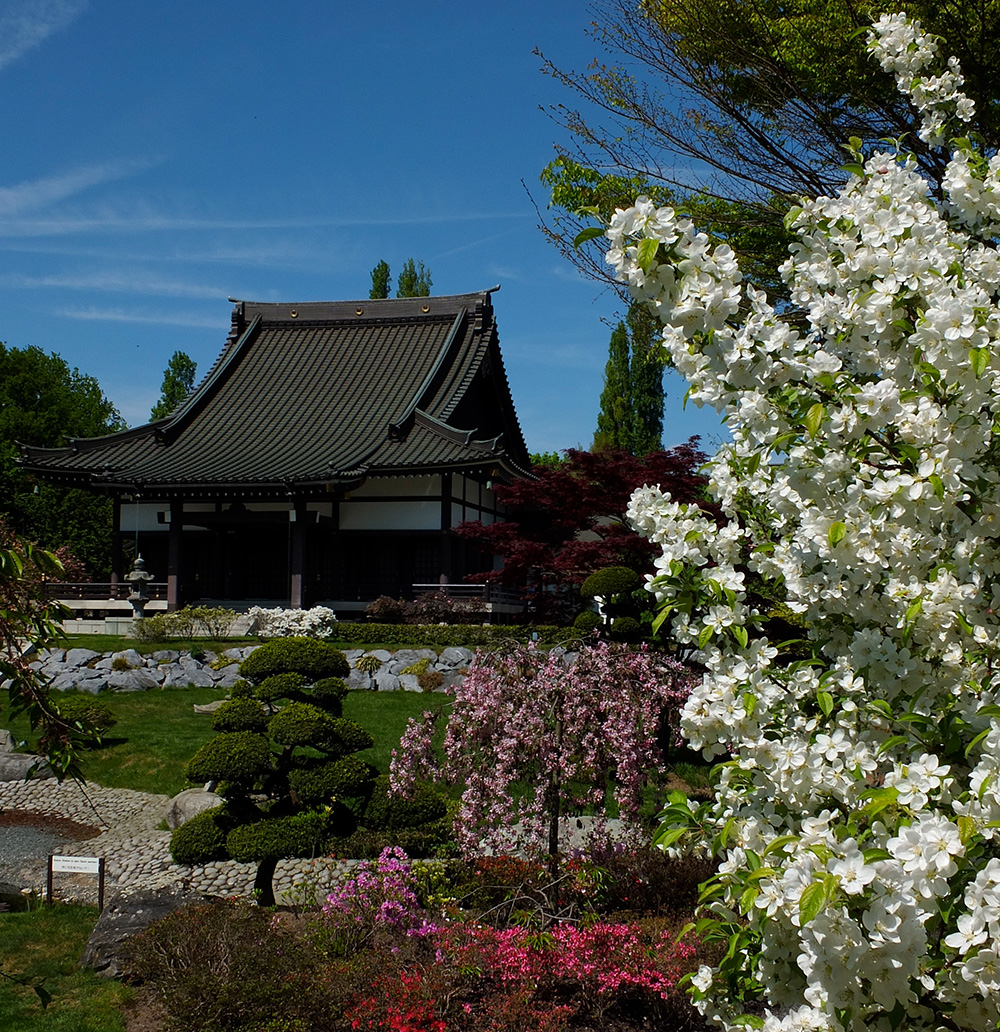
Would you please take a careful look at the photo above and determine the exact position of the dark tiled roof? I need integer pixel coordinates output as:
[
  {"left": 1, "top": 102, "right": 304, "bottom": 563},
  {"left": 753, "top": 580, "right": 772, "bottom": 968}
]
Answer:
[{"left": 21, "top": 291, "right": 531, "bottom": 496}]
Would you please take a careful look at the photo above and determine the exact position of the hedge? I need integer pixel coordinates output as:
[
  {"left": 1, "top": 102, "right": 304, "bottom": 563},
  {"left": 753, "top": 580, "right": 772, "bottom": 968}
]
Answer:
[{"left": 328, "top": 623, "right": 581, "bottom": 648}]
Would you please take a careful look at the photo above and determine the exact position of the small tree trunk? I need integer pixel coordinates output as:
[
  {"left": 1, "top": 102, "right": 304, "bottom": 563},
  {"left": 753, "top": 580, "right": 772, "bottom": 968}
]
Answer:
[
  {"left": 254, "top": 857, "right": 277, "bottom": 907},
  {"left": 547, "top": 712, "right": 563, "bottom": 884}
]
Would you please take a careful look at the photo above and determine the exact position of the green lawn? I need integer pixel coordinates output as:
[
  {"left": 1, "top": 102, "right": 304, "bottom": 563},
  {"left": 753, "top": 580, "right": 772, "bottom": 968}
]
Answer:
[
  {"left": 0, "top": 904, "right": 130, "bottom": 1032},
  {"left": 2, "top": 685, "right": 451, "bottom": 797}
]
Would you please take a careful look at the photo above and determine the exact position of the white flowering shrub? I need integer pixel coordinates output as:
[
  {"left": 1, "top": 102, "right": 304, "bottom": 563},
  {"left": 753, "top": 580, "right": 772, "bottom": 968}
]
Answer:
[
  {"left": 609, "top": 14, "right": 1000, "bottom": 1032},
  {"left": 246, "top": 605, "right": 337, "bottom": 640}
]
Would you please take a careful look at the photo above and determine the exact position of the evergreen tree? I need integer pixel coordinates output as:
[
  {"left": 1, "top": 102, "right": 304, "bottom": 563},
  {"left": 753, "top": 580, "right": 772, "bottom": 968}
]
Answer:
[
  {"left": 150, "top": 351, "right": 197, "bottom": 421},
  {"left": 396, "top": 258, "right": 432, "bottom": 297},
  {"left": 595, "top": 321, "right": 631, "bottom": 451},
  {"left": 626, "top": 302, "right": 663, "bottom": 456},
  {"left": 369, "top": 259, "right": 391, "bottom": 299},
  {"left": 594, "top": 303, "right": 663, "bottom": 454}
]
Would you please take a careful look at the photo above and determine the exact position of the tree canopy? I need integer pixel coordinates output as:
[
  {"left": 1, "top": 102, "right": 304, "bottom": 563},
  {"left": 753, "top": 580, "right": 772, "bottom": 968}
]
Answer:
[
  {"left": 595, "top": 302, "right": 664, "bottom": 454},
  {"left": 369, "top": 259, "right": 391, "bottom": 299},
  {"left": 150, "top": 351, "right": 197, "bottom": 421},
  {"left": 539, "top": 0, "right": 1000, "bottom": 296},
  {"left": 396, "top": 258, "right": 433, "bottom": 298},
  {"left": 456, "top": 442, "right": 707, "bottom": 622},
  {"left": 0, "top": 344, "right": 124, "bottom": 576}
]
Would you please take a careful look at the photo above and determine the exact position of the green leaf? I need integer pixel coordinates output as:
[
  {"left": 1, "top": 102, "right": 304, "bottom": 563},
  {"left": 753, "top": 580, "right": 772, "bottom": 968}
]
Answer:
[
  {"left": 971, "top": 347, "right": 990, "bottom": 378},
  {"left": 904, "top": 598, "right": 923, "bottom": 624},
  {"left": 799, "top": 881, "right": 827, "bottom": 924},
  {"left": 877, "top": 734, "right": 910, "bottom": 756},
  {"left": 862, "top": 848, "right": 892, "bottom": 864},
  {"left": 572, "top": 225, "right": 606, "bottom": 248},
  {"left": 827, "top": 521, "right": 847, "bottom": 547},
  {"left": 841, "top": 162, "right": 864, "bottom": 177},
  {"left": 653, "top": 826, "right": 689, "bottom": 850},
  {"left": 929, "top": 474, "right": 944, "bottom": 499},
  {"left": 783, "top": 205, "right": 803, "bottom": 231},
  {"left": 816, "top": 691, "right": 834, "bottom": 717},
  {"left": 733, "top": 625, "right": 748, "bottom": 648},
  {"left": 804, "top": 402, "right": 825, "bottom": 438},
  {"left": 698, "top": 623, "right": 715, "bottom": 649},
  {"left": 636, "top": 236, "right": 661, "bottom": 273}
]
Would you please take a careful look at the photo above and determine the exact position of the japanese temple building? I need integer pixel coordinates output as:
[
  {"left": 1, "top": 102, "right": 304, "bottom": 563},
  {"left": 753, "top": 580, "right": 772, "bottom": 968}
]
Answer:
[{"left": 21, "top": 290, "right": 531, "bottom": 612}]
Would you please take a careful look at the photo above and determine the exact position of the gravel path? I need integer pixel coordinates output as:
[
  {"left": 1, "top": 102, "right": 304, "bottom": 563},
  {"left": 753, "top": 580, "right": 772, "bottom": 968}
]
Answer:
[{"left": 0, "top": 776, "right": 356, "bottom": 906}]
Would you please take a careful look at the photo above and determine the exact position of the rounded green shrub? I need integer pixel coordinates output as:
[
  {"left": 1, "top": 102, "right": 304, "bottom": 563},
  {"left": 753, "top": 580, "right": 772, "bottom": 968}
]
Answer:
[
  {"left": 226, "top": 810, "right": 341, "bottom": 862},
  {"left": 362, "top": 774, "right": 448, "bottom": 831},
  {"left": 240, "top": 638, "right": 349, "bottom": 682},
  {"left": 268, "top": 702, "right": 339, "bottom": 749},
  {"left": 229, "top": 679, "right": 254, "bottom": 699},
  {"left": 609, "top": 616, "right": 643, "bottom": 640},
  {"left": 186, "top": 732, "right": 272, "bottom": 785},
  {"left": 309, "top": 676, "right": 348, "bottom": 713},
  {"left": 212, "top": 697, "right": 270, "bottom": 733},
  {"left": 254, "top": 672, "right": 306, "bottom": 702},
  {"left": 573, "top": 610, "right": 602, "bottom": 632},
  {"left": 288, "top": 755, "right": 376, "bottom": 804},
  {"left": 580, "top": 566, "right": 641, "bottom": 599},
  {"left": 54, "top": 694, "right": 117, "bottom": 737},
  {"left": 329, "top": 717, "right": 374, "bottom": 754},
  {"left": 170, "top": 806, "right": 231, "bottom": 865}
]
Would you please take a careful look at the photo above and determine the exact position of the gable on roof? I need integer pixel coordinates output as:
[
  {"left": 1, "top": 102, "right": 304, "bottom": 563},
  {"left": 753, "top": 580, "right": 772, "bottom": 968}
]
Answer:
[{"left": 21, "top": 290, "right": 531, "bottom": 496}]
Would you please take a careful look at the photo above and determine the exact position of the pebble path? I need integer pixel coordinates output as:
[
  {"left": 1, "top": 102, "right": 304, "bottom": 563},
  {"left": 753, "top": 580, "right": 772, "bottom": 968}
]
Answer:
[{"left": 0, "top": 776, "right": 357, "bottom": 906}]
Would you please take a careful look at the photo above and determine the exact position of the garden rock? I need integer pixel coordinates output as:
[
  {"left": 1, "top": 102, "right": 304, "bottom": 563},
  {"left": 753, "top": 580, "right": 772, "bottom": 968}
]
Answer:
[
  {"left": 107, "top": 668, "right": 161, "bottom": 692},
  {"left": 165, "top": 787, "right": 224, "bottom": 830},
  {"left": 0, "top": 750, "right": 49, "bottom": 781},
  {"left": 65, "top": 647, "right": 100, "bottom": 667},
  {"left": 80, "top": 886, "right": 206, "bottom": 978}
]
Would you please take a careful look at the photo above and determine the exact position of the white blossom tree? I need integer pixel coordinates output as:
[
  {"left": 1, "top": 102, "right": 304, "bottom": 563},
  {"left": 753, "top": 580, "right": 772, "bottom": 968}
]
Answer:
[{"left": 608, "top": 13, "right": 1000, "bottom": 1032}]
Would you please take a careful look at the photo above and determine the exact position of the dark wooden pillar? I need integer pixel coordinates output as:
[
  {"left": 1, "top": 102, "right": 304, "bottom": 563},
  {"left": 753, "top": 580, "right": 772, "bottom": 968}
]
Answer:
[
  {"left": 167, "top": 499, "right": 183, "bottom": 611},
  {"left": 110, "top": 497, "right": 122, "bottom": 591},
  {"left": 290, "top": 499, "right": 307, "bottom": 609},
  {"left": 439, "top": 473, "right": 454, "bottom": 583}
]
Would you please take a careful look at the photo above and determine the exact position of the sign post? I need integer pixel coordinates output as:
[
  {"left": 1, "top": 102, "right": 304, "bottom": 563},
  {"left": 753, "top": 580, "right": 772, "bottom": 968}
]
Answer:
[{"left": 47, "top": 855, "right": 105, "bottom": 911}]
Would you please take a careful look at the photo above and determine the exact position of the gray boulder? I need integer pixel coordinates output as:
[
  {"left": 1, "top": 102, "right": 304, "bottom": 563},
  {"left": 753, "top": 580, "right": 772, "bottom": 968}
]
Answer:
[
  {"left": 164, "top": 787, "right": 224, "bottom": 830},
  {"left": 65, "top": 648, "right": 100, "bottom": 667},
  {"left": 79, "top": 887, "right": 206, "bottom": 978},
  {"left": 0, "top": 751, "right": 51, "bottom": 781}
]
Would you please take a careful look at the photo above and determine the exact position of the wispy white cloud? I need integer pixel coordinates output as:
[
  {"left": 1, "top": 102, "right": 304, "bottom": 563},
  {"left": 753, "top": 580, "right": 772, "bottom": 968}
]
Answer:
[
  {"left": 4, "top": 270, "right": 224, "bottom": 299},
  {"left": 0, "top": 158, "right": 156, "bottom": 217},
  {"left": 0, "top": 0, "right": 87, "bottom": 72},
  {"left": 0, "top": 207, "right": 531, "bottom": 237},
  {"left": 58, "top": 306, "right": 225, "bottom": 328}
]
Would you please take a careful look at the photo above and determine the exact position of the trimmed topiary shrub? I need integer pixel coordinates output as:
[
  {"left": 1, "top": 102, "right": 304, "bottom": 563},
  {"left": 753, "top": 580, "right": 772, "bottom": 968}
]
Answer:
[
  {"left": 268, "top": 702, "right": 340, "bottom": 750},
  {"left": 609, "top": 615, "right": 642, "bottom": 641},
  {"left": 226, "top": 809, "right": 345, "bottom": 862},
  {"left": 254, "top": 672, "right": 306, "bottom": 702},
  {"left": 169, "top": 806, "right": 232, "bottom": 865},
  {"left": 310, "top": 676, "right": 348, "bottom": 713},
  {"left": 362, "top": 775, "right": 448, "bottom": 832},
  {"left": 175, "top": 634, "right": 377, "bottom": 905},
  {"left": 573, "top": 610, "right": 602, "bottom": 632},
  {"left": 580, "top": 566, "right": 641, "bottom": 599},
  {"left": 211, "top": 698, "right": 270, "bottom": 734},
  {"left": 239, "top": 637, "right": 349, "bottom": 682},
  {"left": 185, "top": 732, "right": 272, "bottom": 786},
  {"left": 288, "top": 755, "right": 377, "bottom": 805}
]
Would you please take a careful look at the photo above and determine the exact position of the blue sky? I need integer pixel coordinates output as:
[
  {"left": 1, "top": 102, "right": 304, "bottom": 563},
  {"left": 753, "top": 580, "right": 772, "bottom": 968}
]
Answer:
[{"left": 0, "top": 0, "right": 725, "bottom": 455}]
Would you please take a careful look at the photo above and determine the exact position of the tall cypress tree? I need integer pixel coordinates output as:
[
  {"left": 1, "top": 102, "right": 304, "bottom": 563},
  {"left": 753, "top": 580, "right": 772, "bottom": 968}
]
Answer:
[
  {"left": 595, "top": 321, "right": 631, "bottom": 451},
  {"left": 594, "top": 303, "right": 663, "bottom": 454},
  {"left": 626, "top": 302, "right": 664, "bottom": 455},
  {"left": 370, "top": 260, "right": 391, "bottom": 299}
]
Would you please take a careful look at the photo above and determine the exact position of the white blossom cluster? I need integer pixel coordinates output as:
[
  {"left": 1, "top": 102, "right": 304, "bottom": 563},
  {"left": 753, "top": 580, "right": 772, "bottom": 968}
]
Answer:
[
  {"left": 245, "top": 605, "right": 338, "bottom": 639},
  {"left": 612, "top": 14, "right": 1000, "bottom": 1032},
  {"left": 868, "top": 12, "right": 975, "bottom": 145}
]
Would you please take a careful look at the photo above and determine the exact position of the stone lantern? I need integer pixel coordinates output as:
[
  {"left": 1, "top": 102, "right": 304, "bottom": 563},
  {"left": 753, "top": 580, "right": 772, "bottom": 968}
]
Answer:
[{"left": 127, "top": 556, "right": 153, "bottom": 619}]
